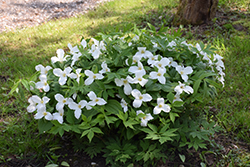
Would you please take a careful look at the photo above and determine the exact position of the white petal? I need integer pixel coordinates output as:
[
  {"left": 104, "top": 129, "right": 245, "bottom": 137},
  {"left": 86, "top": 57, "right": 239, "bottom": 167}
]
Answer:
[
  {"left": 42, "top": 97, "right": 50, "bottom": 104},
  {"left": 45, "top": 112, "right": 53, "bottom": 120},
  {"left": 124, "top": 84, "right": 132, "bottom": 95},
  {"left": 59, "top": 76, "right": 67, "bottom": 85},
  {"left": 87, "top": 91, "right": 97, "bottom": 100},
  {"left": 181, "top": 74, "right": 188, "bottom": 82},
  {"left": 53, "top": 68, "right": 62, "bottom": 77},
  {"left": 158, "top": 76, "right": 166, "bottom": 84},
  {"left": 184, "top": 86, "right": 194, "bottom": 94},
  {"left": 142, "top": 94, "right": 152, "bottom": 102},
  {"left": 56, "top": 49, "right": 65, "bottom": 59},
  {"left": 149, "top": 71, "right": 158, "bottom": 79},
  {"left": 55, "top": 94, "right": 64, "bottom": 102},
  {"left": 68, "top": 73, "right": 77, "bottom": 79},
  {"left": 96, "top": 98, "right": 107, "bottom": 105},
  {"left": 162, "top": 104, "right": 171, "bottom": 113},
  {"left": 85, "top": 78, "right": 94, "bottom": 85},
  {"left": 184, "top": 66, "right": 193, "bottom": 74},
  {"left": 34, "top": 111, "right": 44, "bottom": 119},
  {"left": 131, "top": 89, "right": 141, "bottom": 99},
  {"left": 43, "top": 84, "right": 50, "bottom": 92},
  {"left": 74, "top": 109, "right": 81, "bottom": 119},
  {"left": 84, "top": 70, "right": 94, "bottom": 77},
  {"left": 95, "top": 73, "right": 104, "bottom": 80},
  {"left": 81, "top": 39, "right": 87, "bottom": 48},
  {"left": 51, "top": 57, "right": 59, "bottom": 64},
  {"left": 157, "top": 98, "right": 164, "bottom": 104},
  {"left": 27, "top": 105, "right": 36, "bottom": 113},
  {"left": 64, "top": 67, "right": 72, "bottom": 75},
  {"left": 79, "top": 100, "right": 87, "bottom": 107},
  {"left": 133, "top": 99, "right": 142, "bottom": 108},
  {"left": 35, "top": 64, "right": 43, "bottom": 72},
  {"left": 114, "top": 78, "right": 123, "bottom": 86},
  {"left": 153, "top": 106, "right": 162, "bottom": 115},
  {"left": 31, "top": 95, "right": 41, "bottom": 103}
]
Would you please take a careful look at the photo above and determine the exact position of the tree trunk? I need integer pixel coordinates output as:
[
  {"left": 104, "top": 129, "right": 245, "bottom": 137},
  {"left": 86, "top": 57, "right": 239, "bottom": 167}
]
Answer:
[{"left": 173, "top": 0, "right": 218, "bottom": 26}]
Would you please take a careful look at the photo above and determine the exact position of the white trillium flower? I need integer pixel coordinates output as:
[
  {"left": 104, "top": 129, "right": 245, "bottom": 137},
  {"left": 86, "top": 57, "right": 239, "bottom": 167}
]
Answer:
[
  {"left": 55, "top": 93, "right": 70, "bottom": 111},
  {"left": 34, "top": 108, "right": 53, "bottom": 120},
  {"left": 154, "top": 58, "right": 170, "bottom": 69},
  {"left": 81, "top": 39, "right": 87, "bottom": 48},
  {"left": 167, "top": 40, "right": 177, "bottom": 48},
  {"left": 68, "top": 68, "right": 82, "bottom": 84},
  {"left": 149, "top": 68, "right": 166, "bottom": 84},
  {"left": 132, "top": 71, "right": 148, "bottom": 87},
  {"left": 35, "top": 75, "right": 50, "bottom": 92},
  {"left": 89, "top": 44, "right": 102, "bottom": 59},
  {"left": 51, "top": 49, "right": 69, "bottom": 64},
  {"left": 30, "top": 95, "right": 50, "bottom": 112},
  {"left": 174, "top": 81, "right": 194, "bottom": 95},
  {"left": 68, "top": 99, "right": 87, "bottom": 119},
  {"left": 89, "top": 38, "right": 106, "bottom": 59},
  {"left": 84, "top": 70, "right": 104, "bottom": 85},
  {"left": 134, "top": 47, "right": 153, "bottom": 59},
  {"left": 131, "top": 89, "right": 152, "bottom": 108},
  {"left": 68, "top": 43, "right": 79, "bottom": 54},
  {"left": 121, "top": 98, "right": 128, "bottom": 113},
  {"left": 99, "top": 61, "right": 110, "bottom": 74},
  {"left": 87, "top": 91, "right": 107, "bottom": 109},
  {"left": 125, "top": 54, "right": 142, "bottom": 66},
  {"left": 173, "top": 94, "right": 183, "bottom": 103},
  {"left": 53, "top": 67, "right": 73, "bottom": 85},
  {"left": 167, "top": 57, "right": 178, "bottom": 68},
  {"left": 35, "top": 64, "right": 52, "bottom": 76},
  {"left": 153, "top": 98, "right": 171, "bottom": 115},
  {"left": 53, "top": 109, "right": 64, "bottom": 124},
  {"left": 27, "top": 96, "right": 37, "bottom": 113},
  {"left": 147, "top": 54, "right": 159, "bottom": 66},
  {"left": 128, "top": 61, "right": 146, "bottom": 75},
  {"left": 136, "top": 110, "right": 153, "bottom": 127},
  {"left": 71, "top": 53, "right": 82, "bottom": 67},
  {"left": 114, "top": 76, "right": 133, "bottom": 95},
  {"left": 175, "top": 65, "right": 193, "bottom": 82}
]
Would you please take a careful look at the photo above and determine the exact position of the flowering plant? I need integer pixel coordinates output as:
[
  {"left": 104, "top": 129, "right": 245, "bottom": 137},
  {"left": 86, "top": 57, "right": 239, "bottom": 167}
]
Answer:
[{"left": 25, "top": 26, "right": 224, "bottom": 165}]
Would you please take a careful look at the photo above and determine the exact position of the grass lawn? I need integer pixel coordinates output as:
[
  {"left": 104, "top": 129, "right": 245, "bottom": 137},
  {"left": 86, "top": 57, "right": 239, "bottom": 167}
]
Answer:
[{"left": 0, "top": 0, "right": 249, "bottom": 166}]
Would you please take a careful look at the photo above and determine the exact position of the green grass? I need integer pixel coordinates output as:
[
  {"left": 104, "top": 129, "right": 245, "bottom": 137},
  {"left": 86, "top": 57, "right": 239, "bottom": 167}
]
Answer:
[{"left": 0, "top": 0, "right": 249, "bottom": 165}]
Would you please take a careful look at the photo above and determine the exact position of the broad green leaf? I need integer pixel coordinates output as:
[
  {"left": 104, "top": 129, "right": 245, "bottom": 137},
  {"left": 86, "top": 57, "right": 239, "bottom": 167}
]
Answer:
[
  {"left": 38, "top": 119, "right": 53, "bottom": 134},
  {"left": 105, "top": 100, "right": 123, "bottom": 114},
  {"left": 179, "top": 154, "right": 186, "bottom": 163},
  {"left": 87, "top": 130, "right": 95, "bottom": 142}
]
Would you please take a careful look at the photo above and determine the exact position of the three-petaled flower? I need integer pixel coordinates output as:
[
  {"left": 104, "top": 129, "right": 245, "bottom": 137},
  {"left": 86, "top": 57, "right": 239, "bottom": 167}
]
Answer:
[
  {"left": 174, "top": 81, "right": 194, "bottom": 95},
  {"left": 84, "top": 70, "right": 104, "bottom": 85},
  {"left": 175, "top": 65, "right": 193, "bottom": 82},
  {"left": 153, "top": 98, "right": 171, "bottom": 115},
  {"left": 53, "top": 67, "right": 75, "bottom": 85},
  {"left": 131, "top": 89, "right": 152, "bottom": 108},
  {"left": 136, "top": 110, "right": 153, "bottom": 127}
]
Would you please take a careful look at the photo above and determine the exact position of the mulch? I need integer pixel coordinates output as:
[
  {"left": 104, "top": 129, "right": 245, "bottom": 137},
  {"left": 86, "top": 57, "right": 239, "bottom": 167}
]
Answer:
[{"left": 0, "top": 0, "right": 111, "bottom": 33}]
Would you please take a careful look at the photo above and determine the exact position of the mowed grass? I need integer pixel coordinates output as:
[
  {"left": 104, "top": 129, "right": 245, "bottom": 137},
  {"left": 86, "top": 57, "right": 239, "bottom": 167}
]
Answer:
[{"left": 0, "top": 0, "right": 249, "bottom": 165}]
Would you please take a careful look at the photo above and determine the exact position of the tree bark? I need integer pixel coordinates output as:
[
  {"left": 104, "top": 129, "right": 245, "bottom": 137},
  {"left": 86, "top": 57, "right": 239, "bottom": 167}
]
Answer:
[{"left": 173, "top": 0, "right": 218, "bottom": 26}]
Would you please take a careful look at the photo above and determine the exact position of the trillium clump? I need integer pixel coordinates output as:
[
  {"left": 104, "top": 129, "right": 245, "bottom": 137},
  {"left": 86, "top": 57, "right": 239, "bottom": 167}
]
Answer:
[{"left": 25, "top": 27, "right": 224, "bottom": 164}]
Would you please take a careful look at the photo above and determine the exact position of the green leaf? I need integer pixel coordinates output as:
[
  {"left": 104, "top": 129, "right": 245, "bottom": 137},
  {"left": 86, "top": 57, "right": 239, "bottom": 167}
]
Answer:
[
  {"left": 193, "top": 79, "right": 202, "bottom": 95},
  {"left": 38, "top": 119, "right": 53, "bottom": 134},
  {"left": 172, "top": 101, "right": 184, "bottom": 107},
  {"left": 167, "top": 92, "right": 175, "bottom": 103},
  {"left": 105, "top": 100, "right": 123, "bottom": 114},
  {"left": 148, "top": 124, "right": 158, "bottom": 132},
  {"left": 91, "top": 127, "right": 103, "bottom": 134},
  {"left": 179, "top": 154, "right": 186, "bottom": 163},
  {"left": 61, "top": 161, "right": 70, "bottom": 167},
  {"left": 87, "top": 130, "right": 95, "bottom": 142},
  {"left": 169, "top": 112, "right": 179, "bottom": 123}
]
